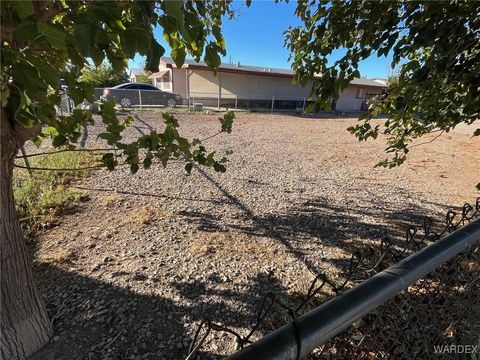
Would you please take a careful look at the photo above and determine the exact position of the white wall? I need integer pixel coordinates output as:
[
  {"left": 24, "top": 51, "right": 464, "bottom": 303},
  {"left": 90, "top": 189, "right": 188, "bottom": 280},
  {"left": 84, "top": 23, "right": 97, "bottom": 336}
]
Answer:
[
  {"left": 335, "top": 85, "right": 383, "bottom": 111},
  {"left": 336, "top": 87, "right": 358, "bottom": 111}
]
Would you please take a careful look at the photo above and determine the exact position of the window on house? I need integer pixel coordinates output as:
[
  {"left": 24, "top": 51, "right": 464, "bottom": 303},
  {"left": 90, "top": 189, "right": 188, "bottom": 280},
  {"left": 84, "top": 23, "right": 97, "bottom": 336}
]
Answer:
[
  {"left": 159, "top": 74, "right": 169, "bottom": 83},
  {"left": 355, "top": 88, "right": 365, "bottom": 99}
]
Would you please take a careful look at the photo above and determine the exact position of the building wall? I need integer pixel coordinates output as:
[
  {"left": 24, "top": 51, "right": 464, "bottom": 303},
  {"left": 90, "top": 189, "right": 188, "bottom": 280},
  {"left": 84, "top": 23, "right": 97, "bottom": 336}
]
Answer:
[
  {"left": 154, "top": 70, "right": 173, "bottom": 91},
  {"left": 221, "top": 72, "right": 313, "bottom": 99},
  {"left": 186, "top": 69, "right": 312, "bottom": 99},
  {"left": 336, "top": 87, "right": 359, "bottom": 111},
  {"left": 164, "top": 65, "right": 385, "bottom": 111},
  {"left": 335, "top": 85, "right": 383, "bottom": 111},
  {"left": 188, "top": 69, "right": 220, "bottom": 95},
  {"left": 171, "top": 68, "right": 188, "bottom": 97}
]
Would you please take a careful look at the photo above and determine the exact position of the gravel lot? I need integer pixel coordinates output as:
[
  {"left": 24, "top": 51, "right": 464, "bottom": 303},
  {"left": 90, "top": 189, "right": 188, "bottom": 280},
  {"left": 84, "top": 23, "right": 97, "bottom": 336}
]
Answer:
[{"left": 30, "top": 111, "right": 480, "bottom": 359}]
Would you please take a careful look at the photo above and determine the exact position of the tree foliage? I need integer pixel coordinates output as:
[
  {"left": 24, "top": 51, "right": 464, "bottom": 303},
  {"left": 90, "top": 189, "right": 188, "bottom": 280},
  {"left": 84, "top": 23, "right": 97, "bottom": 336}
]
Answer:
[
  {"left": 286, "top": 1, "right": 480, "bottom": 180},
  {"left": 135, "top": 71, "right": 153, "bottom": 84},
  {"left": 132, "top": 62, "right": 154, "bottom": 84},
  {"left": 78, "top": 62, "right": 128, "bottom": 88},
  {"left": 1, "top": 0, "right": 238, "bottom": 172}
]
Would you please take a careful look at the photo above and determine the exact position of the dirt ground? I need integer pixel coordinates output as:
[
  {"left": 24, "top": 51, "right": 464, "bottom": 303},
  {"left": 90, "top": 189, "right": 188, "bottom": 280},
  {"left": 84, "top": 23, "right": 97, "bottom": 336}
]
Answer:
[{"left": 29, "top": 112, "right": 480, "bottom": 360}]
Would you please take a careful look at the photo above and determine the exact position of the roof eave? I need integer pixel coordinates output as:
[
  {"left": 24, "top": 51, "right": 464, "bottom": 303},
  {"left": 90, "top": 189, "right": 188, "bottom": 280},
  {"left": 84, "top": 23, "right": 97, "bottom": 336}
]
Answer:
[{"left": 171, "top": 60, "right": 386, "bottom": 87}]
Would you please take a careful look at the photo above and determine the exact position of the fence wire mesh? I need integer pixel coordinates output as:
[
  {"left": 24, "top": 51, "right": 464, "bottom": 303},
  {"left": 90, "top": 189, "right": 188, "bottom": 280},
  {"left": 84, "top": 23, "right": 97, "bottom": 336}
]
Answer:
[{"left": 186, "top": 198, "right": 480, "bottom": 360}]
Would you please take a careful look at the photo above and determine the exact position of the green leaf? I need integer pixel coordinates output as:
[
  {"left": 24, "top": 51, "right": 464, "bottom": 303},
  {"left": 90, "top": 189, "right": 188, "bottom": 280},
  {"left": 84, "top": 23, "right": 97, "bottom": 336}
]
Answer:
[
  {"left": 130, "top": 163, "right": 139, "bottom": 174},
  {"left": 11, "top": 1, "right": 34, "bottom": 19},
  {"left": 220, "top": 111, "right": 235, "bottom": 133},
  {"left": 205, "top": 44, "right": 221, "bottom": 71},
  {"left": 12, "top": 22, "right": 38, "bottom": 41},
  {"left": 171, "top": 46, "right": 186, "bottom": 68},
  {"left": 38, "top": 23, "right": 66, "bottom": 50},
  {"left": 101, "top": 153, "right": 117, "bottom": 171},
  {"left": 27, "top": 56, "right": 60, "bottom": 90},
  {"left": 90, "top": 47, "right": 105, "bottom": 67},
  {"left": 143, "top": 156, "right": 152, "bottom": 169},
  {"left": 162, "top": 0, "right": 187, "bottom": 37},
  {"left": 213, "top": 162, "right": 226, "bottom": 173},
  {"left": 74, "top": 23, "right": 95, "bottom": 57},
  {"left": 145, "top": 38, "right": 164, "bottom": 72},
  {"left": 473, "top": 129, "right": 480, "bottom": 137},
  {"left": 52, "top": 134, "right": 68, "bottom": 147},
  {"left": 12, "top": 61, "right": 46, "bottom": 93},
  {"left": 163, "top": 0, "right": 184, "bottom": 22},
  {"left": 121, "top": 29, "right": 144, "bottom": 58},
  {"left": 66, "top": 45, "right": 84, "bottom": 67},
  {"left": 15, "top": 90, "right": 36, "bottom": 126}
]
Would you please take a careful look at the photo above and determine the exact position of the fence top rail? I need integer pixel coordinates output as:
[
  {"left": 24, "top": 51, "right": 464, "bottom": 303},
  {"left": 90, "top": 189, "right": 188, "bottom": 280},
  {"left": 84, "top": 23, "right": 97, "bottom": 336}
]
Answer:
[{"left": 188, "top": 91, "right": 314, "bottom": 101}]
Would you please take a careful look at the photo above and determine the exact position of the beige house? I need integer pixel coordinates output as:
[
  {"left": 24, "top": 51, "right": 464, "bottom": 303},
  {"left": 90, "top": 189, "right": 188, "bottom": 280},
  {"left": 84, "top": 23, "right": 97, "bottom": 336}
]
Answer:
[{"left": 149, "top": 57, "right": 387, "bottom": 111}]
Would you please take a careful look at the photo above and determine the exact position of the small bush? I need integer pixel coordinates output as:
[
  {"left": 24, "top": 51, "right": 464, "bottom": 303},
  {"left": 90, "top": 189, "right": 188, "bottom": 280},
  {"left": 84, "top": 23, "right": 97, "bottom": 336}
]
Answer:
[{"left": 14, "top": 151, "right": 95, "bottom": 240}]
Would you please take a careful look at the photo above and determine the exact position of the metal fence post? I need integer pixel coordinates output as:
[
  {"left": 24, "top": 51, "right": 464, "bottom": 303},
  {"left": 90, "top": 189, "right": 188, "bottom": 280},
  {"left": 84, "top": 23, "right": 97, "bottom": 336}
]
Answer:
[
  {"left": 302, "top": 97, "right": 306, "bottom": 112},
  {"left": 138, "top": 90, "right": 142, "bottom": 109},
  {"left": 271, "top": 96, "right": 275, "bottom": 112},
  {"left": 235, "top": 95, "right": 238, "bottom": 110},
  {"left": 186, "top": 69, "right": 190, "bottom": 110},
  {"left": 66, "top": 96, "right": 71, "bottom": 114}
]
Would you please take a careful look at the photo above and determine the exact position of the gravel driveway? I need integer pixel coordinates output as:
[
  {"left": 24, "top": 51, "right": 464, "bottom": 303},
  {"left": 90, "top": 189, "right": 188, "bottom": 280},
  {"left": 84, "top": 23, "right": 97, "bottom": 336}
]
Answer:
[{"left": 30, "top": 111, "right": 480, "bottom": 360}]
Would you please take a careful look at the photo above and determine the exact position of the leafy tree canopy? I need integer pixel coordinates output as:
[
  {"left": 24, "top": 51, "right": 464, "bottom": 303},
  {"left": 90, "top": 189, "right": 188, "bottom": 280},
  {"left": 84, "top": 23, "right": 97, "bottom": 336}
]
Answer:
[
  {"left": 78, "top": 62, "right": 128, "bottom": 88},
  {"left": 1, "top": 0, "right": 238, "bottom": 173},
  {"left": 286, "top": 1, "right": 480, "bottom": 180}
]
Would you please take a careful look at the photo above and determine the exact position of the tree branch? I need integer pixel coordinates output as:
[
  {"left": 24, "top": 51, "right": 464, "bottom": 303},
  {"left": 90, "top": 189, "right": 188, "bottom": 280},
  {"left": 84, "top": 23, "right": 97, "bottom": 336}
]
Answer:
[
  {"left": 14, "top": 164, "right": 106, "bottom": 172},
  {"left": 2, "top": 3, "right": 62, "bottom": 43},
  {"left": 409, "top": 130, "right": 445, "bottom": 149},
  {"left": 15, "top": 148, "right": 115, "bottom": 159}
]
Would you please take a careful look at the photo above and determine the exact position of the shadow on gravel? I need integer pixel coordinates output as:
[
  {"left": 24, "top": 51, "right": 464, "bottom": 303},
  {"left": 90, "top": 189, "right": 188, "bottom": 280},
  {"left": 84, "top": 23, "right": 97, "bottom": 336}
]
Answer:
[
  {"left": 172, "top": 272, "right": 287, "bottom": 331},
  {"left": 74, "top": 185, "right": 230, "bottom": 206},
  {"left": 178, "top": 173, "right": 455, "bottom": 277},
  {"left": 194, "top": 166, "right": 254, "bottom": 219},
  {"left": 31, "top": 263, "right": 193, "bottom": 360},
  {"left": 30, "top": 263, "right": 296, "bottom": 360},
  {"left": 79, "top": 125, "right": 89, "bottom": 148}
]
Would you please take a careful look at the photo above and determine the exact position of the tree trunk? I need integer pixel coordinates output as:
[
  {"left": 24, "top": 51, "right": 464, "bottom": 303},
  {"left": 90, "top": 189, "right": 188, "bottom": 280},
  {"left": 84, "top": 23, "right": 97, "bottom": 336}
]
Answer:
[{"left": 1, "top": 110, "right": 52, "bottom": 359}]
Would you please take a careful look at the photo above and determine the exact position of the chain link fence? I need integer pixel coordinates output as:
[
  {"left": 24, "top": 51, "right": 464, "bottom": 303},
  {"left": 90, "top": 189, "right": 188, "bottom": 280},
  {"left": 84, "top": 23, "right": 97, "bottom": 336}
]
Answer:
[
  {"left": 55, "top": 89, "right": 105, "bottom": 116},
  {"left": 186, "top": 198, "right": 480, "bottom": 360},
  {"left": 56, "top": 88, "right": 332, "bottom": 113},
  {"left": 185, "top": 92, "right": 315, "bottom": 112}
]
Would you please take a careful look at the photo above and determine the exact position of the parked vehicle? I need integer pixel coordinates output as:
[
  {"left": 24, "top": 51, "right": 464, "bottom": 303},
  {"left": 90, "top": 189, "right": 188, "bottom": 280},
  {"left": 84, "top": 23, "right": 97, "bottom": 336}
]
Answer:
[{"left": 100, "top": 83, "right": 182, "bottom": 108}]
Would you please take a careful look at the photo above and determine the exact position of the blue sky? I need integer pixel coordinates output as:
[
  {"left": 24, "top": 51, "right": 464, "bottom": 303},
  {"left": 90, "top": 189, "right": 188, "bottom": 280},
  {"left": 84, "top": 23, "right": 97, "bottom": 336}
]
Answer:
[{"left": 129, "top": 1, "right": 395, "bottom": 79}]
